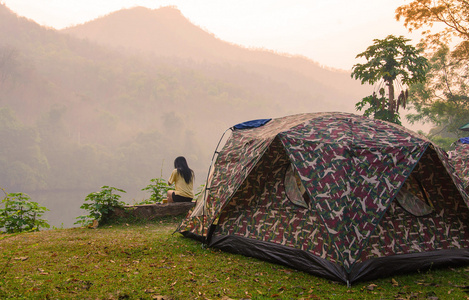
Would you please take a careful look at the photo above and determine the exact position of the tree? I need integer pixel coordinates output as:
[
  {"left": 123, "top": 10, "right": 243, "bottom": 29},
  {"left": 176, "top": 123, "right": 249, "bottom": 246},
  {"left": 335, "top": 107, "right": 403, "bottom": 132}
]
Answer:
[
  {"left": 351, "top": 35, "right": 429, "bottom": 124},
  {"left": 396, "top": 0, "right": 469, "bottom": 59},
  {"left": 396, "top": 1, "right": 469, "bottom": 140},
  {"left": 0, "top": 107, "right": 49, "bottom": 190},
  {"left": 406, "top": 44, "right": 469, "bottom": 137},
  {"left": 0, "top": 45, "right": 19, "bottom": 84}
]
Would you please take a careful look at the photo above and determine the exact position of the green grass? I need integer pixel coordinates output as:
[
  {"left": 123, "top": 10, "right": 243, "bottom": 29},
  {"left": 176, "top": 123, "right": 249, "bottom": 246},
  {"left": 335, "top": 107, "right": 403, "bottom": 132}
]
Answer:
[{"left": 1, "top": 217, "right": 468, "bottom": 300}]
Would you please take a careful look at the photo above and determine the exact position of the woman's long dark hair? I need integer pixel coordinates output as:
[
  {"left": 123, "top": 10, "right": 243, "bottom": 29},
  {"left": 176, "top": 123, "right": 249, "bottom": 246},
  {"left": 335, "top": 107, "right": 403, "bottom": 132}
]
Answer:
[{"left": 174, "top": 156, "right": 194, "bottom": 184}]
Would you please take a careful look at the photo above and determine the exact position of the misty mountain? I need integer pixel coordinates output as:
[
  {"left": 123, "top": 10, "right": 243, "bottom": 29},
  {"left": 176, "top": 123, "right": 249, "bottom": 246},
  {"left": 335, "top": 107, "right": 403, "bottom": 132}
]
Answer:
[
  {"left": 0, "top": 4, "right": 371, "bottom": 226},
  {"left": 62, "top": 6, "right": 367, "bottom": 111}
]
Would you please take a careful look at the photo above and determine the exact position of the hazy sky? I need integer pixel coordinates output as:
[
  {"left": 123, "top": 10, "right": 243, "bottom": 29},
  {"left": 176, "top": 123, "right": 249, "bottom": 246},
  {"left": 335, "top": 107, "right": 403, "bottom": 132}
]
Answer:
[{"left": 2, "top": 0, "right": 421, "bottom": 70}]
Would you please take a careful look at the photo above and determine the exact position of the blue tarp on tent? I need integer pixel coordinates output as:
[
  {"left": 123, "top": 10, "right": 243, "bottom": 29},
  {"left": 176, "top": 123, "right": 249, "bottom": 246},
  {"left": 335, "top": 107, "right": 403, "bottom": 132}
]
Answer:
[
  {"left": 232, "top": 118, "right": 272, "bottom": 130},
  {"left": 460, "top": 137, "right": 469, "bottom": 144}
]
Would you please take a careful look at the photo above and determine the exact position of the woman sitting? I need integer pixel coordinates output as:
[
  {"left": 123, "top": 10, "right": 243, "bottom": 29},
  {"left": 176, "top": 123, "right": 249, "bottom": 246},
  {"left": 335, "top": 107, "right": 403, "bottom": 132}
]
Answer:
[{"left": 167, "top": 156, "right": 194, "bottom": 203}]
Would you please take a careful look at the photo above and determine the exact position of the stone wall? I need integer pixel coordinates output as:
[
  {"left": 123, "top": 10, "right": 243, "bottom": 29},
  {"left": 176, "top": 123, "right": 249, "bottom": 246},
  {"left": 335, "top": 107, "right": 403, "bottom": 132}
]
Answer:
[{"left": 113, "top": 202, "right": 195, "bottom": 220}]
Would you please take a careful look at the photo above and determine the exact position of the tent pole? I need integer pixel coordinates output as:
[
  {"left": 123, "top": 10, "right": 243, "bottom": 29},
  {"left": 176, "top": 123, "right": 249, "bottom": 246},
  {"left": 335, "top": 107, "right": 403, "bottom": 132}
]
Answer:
[{"left": 201, "top": 127, "right": 233, "bottom": 244}]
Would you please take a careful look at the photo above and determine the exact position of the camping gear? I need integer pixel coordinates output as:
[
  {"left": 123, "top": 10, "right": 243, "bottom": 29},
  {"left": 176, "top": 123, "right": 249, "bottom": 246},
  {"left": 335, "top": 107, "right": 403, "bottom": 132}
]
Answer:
[
  {"left": 177, "top": 112, "right": 469, "bottom": 285},
  {"left": 459, "top": 122, "right": 469, "bottom": 131}
]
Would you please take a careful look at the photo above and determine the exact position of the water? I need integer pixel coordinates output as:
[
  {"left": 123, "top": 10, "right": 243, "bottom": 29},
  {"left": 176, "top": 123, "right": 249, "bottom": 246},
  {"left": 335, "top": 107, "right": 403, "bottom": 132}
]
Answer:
[{"left": 28, "top": 189, "right": 149, "bottom": 229}]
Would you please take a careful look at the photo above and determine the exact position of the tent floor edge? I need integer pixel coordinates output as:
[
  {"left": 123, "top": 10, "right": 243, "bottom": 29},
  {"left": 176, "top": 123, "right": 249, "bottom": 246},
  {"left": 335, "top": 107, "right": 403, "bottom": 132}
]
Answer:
[
  {"left": 349, "top": 248, "right": 469, "bottom": 283},
  {"left": 180, "top": 231, "right": 206, "bottom": 243},
  {"left": 209, "top": 233, "right": 347, "bottom": 284}
]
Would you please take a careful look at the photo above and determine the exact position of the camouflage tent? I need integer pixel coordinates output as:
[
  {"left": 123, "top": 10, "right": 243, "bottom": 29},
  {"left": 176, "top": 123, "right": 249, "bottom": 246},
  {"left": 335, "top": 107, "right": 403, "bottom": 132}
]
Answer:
[
  {"left": 178, "top": 112, "right": 469, "bottom": 285},
  {"left": 449, "top": 137, "right": 469, "bottom": 191}
]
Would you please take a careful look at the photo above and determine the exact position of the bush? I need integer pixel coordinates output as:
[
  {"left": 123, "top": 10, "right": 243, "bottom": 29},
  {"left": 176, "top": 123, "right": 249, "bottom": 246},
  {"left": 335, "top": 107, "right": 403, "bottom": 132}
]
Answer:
[
  {"left": 0, "top": 188, "right": 50, "bottom": 233},
  {"left": 140, "top": 177, "right": 173, "bottom": 204},
  {"left": 75, "top": 186, "right": 126, "bottom": 227}
]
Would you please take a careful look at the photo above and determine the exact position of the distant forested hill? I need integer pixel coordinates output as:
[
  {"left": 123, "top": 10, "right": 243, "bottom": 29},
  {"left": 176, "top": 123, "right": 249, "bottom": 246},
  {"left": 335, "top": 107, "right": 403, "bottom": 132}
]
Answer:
[
  {"left": 61, "top": 6, "right": 365, "bottom": 113},
  {"left": 0, "top": 4, "right": 369, "bottom": 196}
]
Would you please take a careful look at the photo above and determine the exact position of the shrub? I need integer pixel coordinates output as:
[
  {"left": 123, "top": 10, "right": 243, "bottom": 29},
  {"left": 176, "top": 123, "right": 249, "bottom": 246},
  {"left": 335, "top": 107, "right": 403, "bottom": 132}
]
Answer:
[
  {"left": 0, "top": 188, "right": 50, "bottom": 233},
  {"left": 140, "top": 177, "right": 173, "bottom": 204},
  {"left": 75, "top": 186, "right": 126, "bottom": 226}
]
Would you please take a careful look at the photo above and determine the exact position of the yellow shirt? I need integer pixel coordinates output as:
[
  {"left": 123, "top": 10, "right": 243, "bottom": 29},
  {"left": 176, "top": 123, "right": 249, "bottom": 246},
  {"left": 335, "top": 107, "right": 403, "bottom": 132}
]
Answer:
[{"left": 168, "top": 169, "right": 194, "bottom": 199}]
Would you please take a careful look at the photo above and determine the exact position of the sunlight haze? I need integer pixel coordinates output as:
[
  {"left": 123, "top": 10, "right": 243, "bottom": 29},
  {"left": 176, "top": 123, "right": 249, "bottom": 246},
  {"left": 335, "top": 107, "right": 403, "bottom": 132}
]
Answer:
[
  {"left": 0, "top": 0, "right": 437, "bottom": 228},
  {"left": 2, "top": 0, "right": 419, "bottom": 70}
]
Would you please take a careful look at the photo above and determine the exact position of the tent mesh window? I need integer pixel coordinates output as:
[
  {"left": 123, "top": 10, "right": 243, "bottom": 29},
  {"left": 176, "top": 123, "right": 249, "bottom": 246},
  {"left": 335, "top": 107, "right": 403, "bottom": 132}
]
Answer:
[
  {"left": 284, "top": 163, "right": 308, "bottom": 208},
  {"left": 395, "top": 175, "right": 434, "bottom": 217}
]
